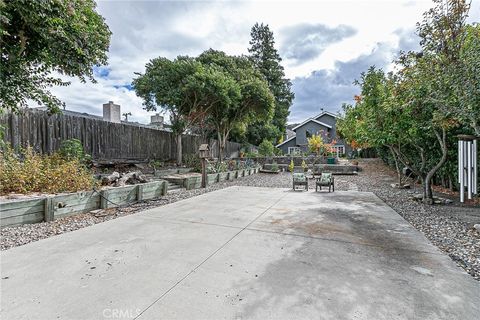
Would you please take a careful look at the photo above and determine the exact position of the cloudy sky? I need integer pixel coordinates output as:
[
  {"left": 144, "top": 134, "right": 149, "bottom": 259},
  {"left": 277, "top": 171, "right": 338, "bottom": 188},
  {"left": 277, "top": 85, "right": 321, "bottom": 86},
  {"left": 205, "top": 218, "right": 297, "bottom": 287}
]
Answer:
[{"left": 47, "top": 0, "right": 480, "bottom": 124}]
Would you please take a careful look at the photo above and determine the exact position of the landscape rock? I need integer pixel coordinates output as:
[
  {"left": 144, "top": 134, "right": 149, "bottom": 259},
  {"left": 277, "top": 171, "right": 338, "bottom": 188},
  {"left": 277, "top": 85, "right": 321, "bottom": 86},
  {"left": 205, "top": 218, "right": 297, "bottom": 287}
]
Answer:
[{"left": 1, "top": 159, "right": 478, "bottom": 282}]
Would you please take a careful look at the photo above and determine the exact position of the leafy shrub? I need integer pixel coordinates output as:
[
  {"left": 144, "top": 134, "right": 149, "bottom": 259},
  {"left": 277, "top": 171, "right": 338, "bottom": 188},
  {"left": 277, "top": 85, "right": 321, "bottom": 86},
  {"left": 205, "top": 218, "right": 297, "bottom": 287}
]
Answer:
[
  {"left": 227, "top": 160, "right": 236, "bottom": 171},
  {"left": 274, "top": 147, "right": 283, "bottom": 156},
  {"left": 307, "top": 134, "right": 324, "bottom": 155},
  {"left": 216, "top": 161, "right": 228, "bottom": 173},
  {"left": 0, "top": 146, "right": 96, "bottom": 195},
  {"left": 288, "top": 159, "right": 294, "bottom": 172},
  {"left": 59, "top": 139, "right": 91, "bottom": 165},
  {"left": 301, "top": 160, "right": 308, "bottom": 171},
  {"left": 149, "top": 159, "right": 164, "bottom": 174},
  {"left": 207, "top": 165, "right": 216, "bottom": 173},
  {"left": 245, "top": 151, "right": 258, "bottom": 158},
  {"left": 245, "top": 158, "right": 255, "bottom": 169},
  {"left": 271, "top": 161, "right": 279, "bottom": 171},
  {"left": 184, "top": 154, "right": 202, "bottom": 172},
  {"left": 258, "top": 139, "right": 274, "bottom": 156},
  {"left": 237, "top": 160, "right": 245, "bottom": 170}
]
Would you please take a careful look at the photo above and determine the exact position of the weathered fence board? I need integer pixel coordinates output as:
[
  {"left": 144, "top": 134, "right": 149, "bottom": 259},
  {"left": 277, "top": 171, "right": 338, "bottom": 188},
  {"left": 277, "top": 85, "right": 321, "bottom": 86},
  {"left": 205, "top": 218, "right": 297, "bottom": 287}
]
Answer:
[{"left": 0, "top": 109, "right": 242, "bottom": 161}]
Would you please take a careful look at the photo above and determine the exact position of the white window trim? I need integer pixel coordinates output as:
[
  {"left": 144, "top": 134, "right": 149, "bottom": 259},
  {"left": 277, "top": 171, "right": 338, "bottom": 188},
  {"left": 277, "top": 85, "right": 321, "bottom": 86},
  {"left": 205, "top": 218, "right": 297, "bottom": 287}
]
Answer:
[
  {"left": 288, "top": 147, "right": 301, "bottom": 155},
  {"left": 333, "top": 145, "right": 345, "bottom": 156}
]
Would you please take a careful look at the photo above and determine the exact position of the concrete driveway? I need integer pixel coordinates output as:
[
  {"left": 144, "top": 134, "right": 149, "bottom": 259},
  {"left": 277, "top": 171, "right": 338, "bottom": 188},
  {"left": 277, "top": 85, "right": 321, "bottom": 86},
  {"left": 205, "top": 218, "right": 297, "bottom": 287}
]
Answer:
[{"left": 1, "top": 187, "right": 479, "bottom": 320}]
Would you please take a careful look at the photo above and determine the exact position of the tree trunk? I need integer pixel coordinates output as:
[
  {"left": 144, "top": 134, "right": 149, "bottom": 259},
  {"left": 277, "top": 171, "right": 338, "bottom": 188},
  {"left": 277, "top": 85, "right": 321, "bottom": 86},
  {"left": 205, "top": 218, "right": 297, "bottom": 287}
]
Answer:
[
  {"left": 423, "top": 177, "right": 433, "bottom": 204},
  {"left": 176, "top": 133, "right": 182, "bottom": 165},
  {"left": 389, "top": 146, "right": 402, "bottom": 187},
  {"left": 217, "top": 131, "right": 223, "bottom": 161},
  {"left": 221, "top": 135, "right": 228, "bottom": 161},
  {"left": 422, "top": 128, "right": 448, "bottom": 204}
]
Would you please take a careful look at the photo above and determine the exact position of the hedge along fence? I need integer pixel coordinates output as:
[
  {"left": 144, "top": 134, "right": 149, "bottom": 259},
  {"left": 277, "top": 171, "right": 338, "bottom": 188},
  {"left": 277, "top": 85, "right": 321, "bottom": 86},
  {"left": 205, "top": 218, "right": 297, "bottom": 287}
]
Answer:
[
  {"left": 182, "top": 167, "right": 261, "bottom": 190},
  {"left": 0, "top": 180, "right": 168, "bottom": 228},
  {"left": 0, "top": 108, "right": 242, "bottom": 161}
]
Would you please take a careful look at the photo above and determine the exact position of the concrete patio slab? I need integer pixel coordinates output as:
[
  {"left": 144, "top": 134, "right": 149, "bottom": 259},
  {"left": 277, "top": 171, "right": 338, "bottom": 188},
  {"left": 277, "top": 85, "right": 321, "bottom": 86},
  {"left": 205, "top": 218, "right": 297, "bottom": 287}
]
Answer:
[
  {"left": 249, "top": 192, "right": 440, "bottom": 254},
  {"left": 1, "top": 187, "right": 478, "bottom": 320}
]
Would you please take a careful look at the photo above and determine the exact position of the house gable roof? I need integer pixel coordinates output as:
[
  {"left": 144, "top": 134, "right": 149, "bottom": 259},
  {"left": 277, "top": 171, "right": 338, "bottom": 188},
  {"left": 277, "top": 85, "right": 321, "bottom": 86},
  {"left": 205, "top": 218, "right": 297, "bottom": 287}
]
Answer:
[
  {"left": 313, "top": 110, "right": 339, "bottom": 121},
  {"left": 276, "top": 135, "right": 296, "bottom": 147},
  {"left": 291, "top": 118, "right": 332, "bottom": 131}
]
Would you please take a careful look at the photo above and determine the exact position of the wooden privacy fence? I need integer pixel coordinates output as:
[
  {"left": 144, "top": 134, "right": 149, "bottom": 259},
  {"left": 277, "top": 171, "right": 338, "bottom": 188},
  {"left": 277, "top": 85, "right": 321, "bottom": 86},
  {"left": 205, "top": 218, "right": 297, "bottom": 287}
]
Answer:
[{"left": 0, "top": 109, "right": 242, "bottom": 161}]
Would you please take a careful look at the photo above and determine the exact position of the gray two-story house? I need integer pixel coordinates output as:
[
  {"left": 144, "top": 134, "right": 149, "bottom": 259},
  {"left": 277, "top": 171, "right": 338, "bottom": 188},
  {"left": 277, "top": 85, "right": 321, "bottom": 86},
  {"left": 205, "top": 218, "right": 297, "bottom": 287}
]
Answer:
[{"left": 276, "top": 111, "right": 350, "bottom": 156}]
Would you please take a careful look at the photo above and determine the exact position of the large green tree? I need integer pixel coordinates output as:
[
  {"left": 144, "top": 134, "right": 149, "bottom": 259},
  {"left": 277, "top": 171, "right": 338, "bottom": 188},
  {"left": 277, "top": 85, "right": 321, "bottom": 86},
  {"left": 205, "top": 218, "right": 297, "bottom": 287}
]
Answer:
[
  {"left": 455, "top": 24, "right": 480, "bottom": 135},
  {"left": 243, "top": 23, "right": 294, "bottom": 145},
  {"left": 339, "top": 0, "right": 474, "bottom": 203},
  {"left": 133, "top": 56, "right": 212, "bottom": 164},
  {"left": 0, "top": 0, "right": 111, "bottom": 112},
  {"left": 134, "top": 50, "right": 274, "bottom": 163},
  {"left": 197, "top": 49, "right": 275, "bottom": 160},
  {"left": 338, "top": 67, "right": 414, "bottom": 187}
]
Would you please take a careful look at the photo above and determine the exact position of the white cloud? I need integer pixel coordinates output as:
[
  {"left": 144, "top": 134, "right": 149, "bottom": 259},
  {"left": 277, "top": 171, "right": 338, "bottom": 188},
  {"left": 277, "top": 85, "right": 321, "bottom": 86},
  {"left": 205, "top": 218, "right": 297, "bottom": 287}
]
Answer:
[{"left": 37, "top": 0, "right": 452, "bottom": 124}]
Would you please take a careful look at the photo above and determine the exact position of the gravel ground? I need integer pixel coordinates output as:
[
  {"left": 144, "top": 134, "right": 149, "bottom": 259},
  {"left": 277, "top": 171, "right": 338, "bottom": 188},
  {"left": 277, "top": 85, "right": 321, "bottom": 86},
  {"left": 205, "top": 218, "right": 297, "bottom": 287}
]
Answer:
[{"left": 1, "top": 159, "right": 479, "bottom": 281}]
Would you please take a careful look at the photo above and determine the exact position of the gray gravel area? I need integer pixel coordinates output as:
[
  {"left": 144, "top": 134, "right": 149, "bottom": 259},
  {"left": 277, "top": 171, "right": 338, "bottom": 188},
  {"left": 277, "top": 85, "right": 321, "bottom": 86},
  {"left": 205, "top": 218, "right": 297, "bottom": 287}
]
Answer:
[{"left": 1, "top": 159, "right": 479, "bottom": 281}]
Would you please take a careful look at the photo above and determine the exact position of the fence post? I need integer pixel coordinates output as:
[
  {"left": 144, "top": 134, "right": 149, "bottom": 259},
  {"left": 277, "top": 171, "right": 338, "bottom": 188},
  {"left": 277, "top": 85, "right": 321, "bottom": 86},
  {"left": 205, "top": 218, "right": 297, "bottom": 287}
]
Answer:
[
  {"left": 162, "top": 181, "right": 168, "bottom": 195},
  {"left": 44, "top": 197, "right": 54, "bottom": 222},
  {"left": 137, "top": 184, "right": 144, "bottom": 201},
  {"left": 100, "top": 190, "right": 108, "bottom": 209}
]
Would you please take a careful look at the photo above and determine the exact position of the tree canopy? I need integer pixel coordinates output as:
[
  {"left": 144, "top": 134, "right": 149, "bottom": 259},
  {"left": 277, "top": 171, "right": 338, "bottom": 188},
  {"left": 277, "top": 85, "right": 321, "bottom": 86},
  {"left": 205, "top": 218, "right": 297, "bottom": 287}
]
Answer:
[
  {"left": 240, "top": 23, "right": 294, "bottom": 145},
  {"left": 134, "top": 49, "right": 274, "bottom": 161},
  {"left": 0, "top": 0, "right": 111, "bottom": 113},
  {"left": 338, "top": 0, "right": 477, "bottom": 203},
  {"left": 196, "top": 49, "right": 275, "bottom": 160}
]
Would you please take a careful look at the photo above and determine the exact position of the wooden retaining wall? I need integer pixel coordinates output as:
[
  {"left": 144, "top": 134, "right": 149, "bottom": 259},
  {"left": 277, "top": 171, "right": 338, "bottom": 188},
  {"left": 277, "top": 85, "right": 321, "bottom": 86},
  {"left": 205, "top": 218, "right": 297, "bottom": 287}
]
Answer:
[
  {"left": 0, "top": 167, "right": 261, "bottom": 228},
  {"left": 0, "top": 108, "right": 242, "bottom": 161},
  {"left": 0, "top": 180, "right": 168, "bottom": 228},
  {"left": 183, "top": 167, "right": 260, "bottom": 190}
]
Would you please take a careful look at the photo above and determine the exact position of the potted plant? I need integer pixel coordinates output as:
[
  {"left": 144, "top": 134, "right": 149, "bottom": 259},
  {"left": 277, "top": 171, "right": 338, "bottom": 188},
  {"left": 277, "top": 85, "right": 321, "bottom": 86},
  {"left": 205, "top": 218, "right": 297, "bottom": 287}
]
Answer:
[{"left": 327, "top": 153, "right": 336, "bottom": 164}]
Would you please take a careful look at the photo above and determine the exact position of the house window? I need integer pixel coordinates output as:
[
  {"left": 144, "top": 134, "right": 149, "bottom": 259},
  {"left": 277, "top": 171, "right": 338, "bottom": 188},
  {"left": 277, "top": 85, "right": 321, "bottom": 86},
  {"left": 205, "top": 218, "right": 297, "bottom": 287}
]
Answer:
[
  {"left": 288, "top": 147, "right": 301, "bottom": 155},
  {"left": 333, "top": 145, "right": 345, "bottom": 155},
  {"left": 306, "top": 130, "right": 312, "bottom": 138}
]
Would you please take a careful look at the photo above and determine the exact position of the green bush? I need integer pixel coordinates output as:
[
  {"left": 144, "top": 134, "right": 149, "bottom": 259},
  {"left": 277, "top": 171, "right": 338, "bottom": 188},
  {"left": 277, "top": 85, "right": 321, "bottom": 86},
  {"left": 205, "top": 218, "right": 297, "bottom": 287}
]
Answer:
[
  {"left": 216, "top": 161, "right": 228, "bottom": 173},
  {"left": 59, "top": 139, "right": 91, "bottom": 165},
  {"left": 258, "top": 139, "right": 274, "bottom": 156},
  {"left": 288, "top": 159, "right": 294, "bottom": 172},
  {"left": 273, "top": 147, "right": 283, "bottom": 156},
  {"left": 184, "top": 154, "right": 202, "bottom": 172},
  {"left": 271, "top": 161, "right": 279, "bottom": 171},
  {"left": 207, "top": 163, "right": 217, "bottom": 173},
  {"left": 0, "top": 145, "right": 96, "bottom": 195},
  {"left": 301, "top": 159, "right": 308, "bottom": 171},
  {"left": 149, "top": 159, "right": 164, "bottom": 174}
]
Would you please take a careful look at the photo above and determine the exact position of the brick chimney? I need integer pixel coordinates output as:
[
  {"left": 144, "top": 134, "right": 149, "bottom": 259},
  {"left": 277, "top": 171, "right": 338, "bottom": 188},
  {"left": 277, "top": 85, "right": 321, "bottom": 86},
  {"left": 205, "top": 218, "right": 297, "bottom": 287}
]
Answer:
[
  {"left": 150, "top": 113, "right": 164, "bottom": 128},
  {"left": 103, "top": 101, "right": 121, "bottom": 123}
]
